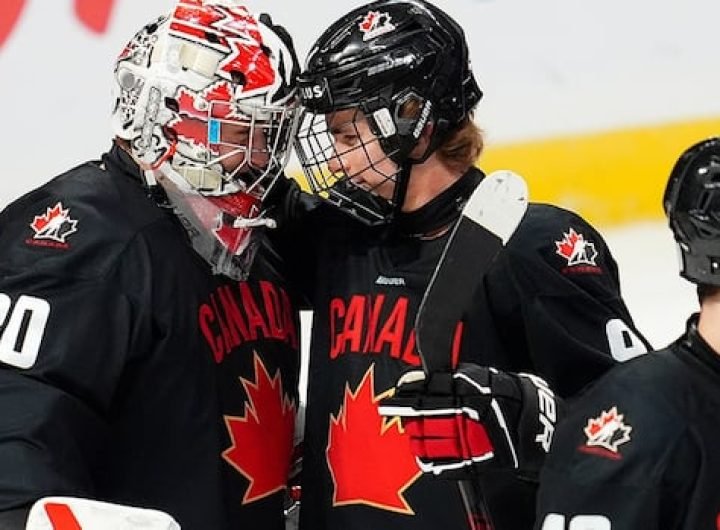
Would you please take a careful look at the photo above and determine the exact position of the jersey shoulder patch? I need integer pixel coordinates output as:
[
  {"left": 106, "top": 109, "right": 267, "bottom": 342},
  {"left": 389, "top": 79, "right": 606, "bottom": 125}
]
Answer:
[
  {"left": 0, "top": 162, "right": 172, "bottom": 281},
  {"left": 553, "top": 350, "right": 689, "bottom": 464}
]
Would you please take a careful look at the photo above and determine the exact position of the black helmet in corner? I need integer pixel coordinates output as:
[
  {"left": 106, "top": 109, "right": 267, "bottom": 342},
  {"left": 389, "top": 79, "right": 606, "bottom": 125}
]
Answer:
[{"left": 664, "top": 136, "right": 720, "bottom": 286}]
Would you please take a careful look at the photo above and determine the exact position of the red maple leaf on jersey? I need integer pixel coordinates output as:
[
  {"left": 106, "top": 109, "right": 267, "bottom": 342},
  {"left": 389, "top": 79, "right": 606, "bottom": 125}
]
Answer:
[
  {"left": 223, "top": 354, "right": 296, "bottom": 504},
  {"left": 581, "top": 406, "right": 632, "bottom": 457},
  {"left": 555, "top": 228, "right": 583, "bottom": 260},
  {"left": 30, "top": 202, "right": 78, "bottom": 243},
  {"left": 31, "top": 203, "right": 65, "bottom": 233},
  {"left": 555, "top": 227, "right": 598, "bottom": 266},
  {"left": 585, "top": 407, "right": 623, "bottom": 438},
  {"left": 327, "top": 365, "right": 421, "bottom": 514}
]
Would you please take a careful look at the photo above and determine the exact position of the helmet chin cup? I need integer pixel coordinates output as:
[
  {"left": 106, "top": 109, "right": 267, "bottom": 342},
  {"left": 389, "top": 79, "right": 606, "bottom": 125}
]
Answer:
[{"left": 176, "top": 166, "right": 226, "bottom": 195}]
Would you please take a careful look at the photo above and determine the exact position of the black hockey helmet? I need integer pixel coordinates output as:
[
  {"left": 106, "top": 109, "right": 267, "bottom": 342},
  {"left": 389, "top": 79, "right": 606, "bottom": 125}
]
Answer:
[
  {"left": 664, "top": 136, "right": 720, "bottom": 286},
  {"left": 294, "top": 0, "right": 482, "bottom": 225},
  {"left": 299, "top": 0, "right": 481, "bottom": 161}
]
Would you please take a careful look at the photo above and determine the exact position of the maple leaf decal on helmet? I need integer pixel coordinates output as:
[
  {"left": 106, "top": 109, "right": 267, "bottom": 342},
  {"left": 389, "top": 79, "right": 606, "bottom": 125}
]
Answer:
[
  {"left": 358, "top": 10, "right": 396, "bottom": 41},
  {"left": 327, "top": 365, "right": 421, "bottom": 514},
  {"left": 223, "top": 353, "right": 296, "bottom": 504}
]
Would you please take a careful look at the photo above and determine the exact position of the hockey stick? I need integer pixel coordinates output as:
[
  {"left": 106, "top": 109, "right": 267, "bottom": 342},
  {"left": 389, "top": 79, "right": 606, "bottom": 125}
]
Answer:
[
  {"left": 415, "top": 170, "right": 528, "bottom": 529},
  {"left": 415, "top": 170, "right": 528, "bottom": 372}
]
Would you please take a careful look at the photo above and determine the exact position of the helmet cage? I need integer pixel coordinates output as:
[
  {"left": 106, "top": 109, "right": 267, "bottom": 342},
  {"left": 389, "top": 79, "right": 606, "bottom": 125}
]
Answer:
[
  {"left": 166, "top": 95, "right": 300, "bottom": 198},
  {"left": 295, "top": 107, "right": 401, "bottom": 225}
]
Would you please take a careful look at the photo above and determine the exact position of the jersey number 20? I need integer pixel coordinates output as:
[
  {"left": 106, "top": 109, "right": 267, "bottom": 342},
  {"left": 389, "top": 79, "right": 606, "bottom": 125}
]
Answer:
[{"left": 0, "top": 293, "right": 50, "bottom": 369}]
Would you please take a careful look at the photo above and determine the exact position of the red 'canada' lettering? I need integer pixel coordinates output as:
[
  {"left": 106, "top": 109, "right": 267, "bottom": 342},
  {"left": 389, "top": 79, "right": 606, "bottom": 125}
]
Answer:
[
  {"left": 329, "top": 294, "right": 463, "bottom": 366},
  {"left": 199, "top": 281, "right": 298, "bottom": 363}
]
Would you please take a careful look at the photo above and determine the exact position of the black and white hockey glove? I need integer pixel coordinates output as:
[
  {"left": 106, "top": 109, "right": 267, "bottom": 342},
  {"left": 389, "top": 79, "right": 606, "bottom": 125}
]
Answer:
[{"left": 378, "top": 364, "right": 563, "bottom": 481}]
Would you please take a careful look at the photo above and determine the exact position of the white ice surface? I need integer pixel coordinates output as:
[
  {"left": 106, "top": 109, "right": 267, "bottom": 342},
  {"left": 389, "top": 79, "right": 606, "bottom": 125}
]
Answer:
[{"left": 603, "top": 221, "right": 698, "bottom": 350}]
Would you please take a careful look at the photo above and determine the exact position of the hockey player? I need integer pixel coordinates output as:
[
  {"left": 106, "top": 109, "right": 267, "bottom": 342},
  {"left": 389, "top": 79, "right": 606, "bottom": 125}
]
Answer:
[
  {"left": 532, "top": 137, "right": 720, "bottom": 529},
  {"left": 0, "top": 2, "right": 302, "bottom": 529},
  {"left": 280, "top": 0, "right": 651, "bottom": 529}
]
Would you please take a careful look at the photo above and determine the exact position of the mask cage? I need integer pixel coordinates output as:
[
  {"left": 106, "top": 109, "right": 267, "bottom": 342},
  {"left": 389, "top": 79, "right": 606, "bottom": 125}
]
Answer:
[{"left": 170, "top": 98, "right": 301, "bottom": 199}]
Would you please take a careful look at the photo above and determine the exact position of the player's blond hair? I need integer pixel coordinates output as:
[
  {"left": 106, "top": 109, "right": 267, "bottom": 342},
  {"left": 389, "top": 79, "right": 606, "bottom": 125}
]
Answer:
[
  {"left": 400, "top": 97, "right": 484, "bottom": 173},
  {"left": 437, "top": 117, "right": 484, "bottom": 174}
]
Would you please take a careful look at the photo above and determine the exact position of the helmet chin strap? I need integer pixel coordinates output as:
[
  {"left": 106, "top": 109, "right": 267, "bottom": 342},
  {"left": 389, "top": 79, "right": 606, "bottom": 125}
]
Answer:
[
  {"left": 391, "top": 161, "right": 414, "bottom": 221},
  {"left": 388, "top": 118, "right": 440, "bottom": 219}
]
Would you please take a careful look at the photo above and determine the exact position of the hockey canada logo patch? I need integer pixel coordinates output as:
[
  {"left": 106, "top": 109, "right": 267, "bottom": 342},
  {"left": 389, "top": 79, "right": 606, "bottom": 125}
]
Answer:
[
  {"left": 579, "top": 406, "right": 632, "bottom": 459},
  {"left": 358, "top": 11, "right": 396, "bottom": 41},
  {"left": 27, "top": 202, "right": 79, "bottom": 249},
  {"left": 555, "top": 228, "right": 602, "bottom": 274}
]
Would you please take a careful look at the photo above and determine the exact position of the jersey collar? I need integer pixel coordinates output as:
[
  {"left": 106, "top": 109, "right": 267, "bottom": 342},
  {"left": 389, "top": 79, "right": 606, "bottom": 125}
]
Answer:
[{"left": 682, "top": 314, "right": 720, "bottom": 380}]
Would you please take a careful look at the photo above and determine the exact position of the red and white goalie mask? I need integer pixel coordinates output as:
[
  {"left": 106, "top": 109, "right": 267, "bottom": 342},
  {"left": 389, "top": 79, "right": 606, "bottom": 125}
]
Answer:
[{"left": 111, "top": 0, "right": 300, "bottom": 279}]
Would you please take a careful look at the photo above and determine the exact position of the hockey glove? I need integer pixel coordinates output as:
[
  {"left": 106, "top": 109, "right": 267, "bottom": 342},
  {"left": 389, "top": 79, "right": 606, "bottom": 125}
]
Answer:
[{"left": 378, "top": 364, "right": 563, "bottom": 481}]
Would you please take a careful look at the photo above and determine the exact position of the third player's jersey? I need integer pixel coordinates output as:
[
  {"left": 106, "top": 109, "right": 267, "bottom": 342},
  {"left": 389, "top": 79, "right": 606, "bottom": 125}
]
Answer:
[
  {"left": 285, "top": 168, "right": 650, "bottom": 530},
  {"left": 536, "top": 316, "right": 720, "bottom": 530}
]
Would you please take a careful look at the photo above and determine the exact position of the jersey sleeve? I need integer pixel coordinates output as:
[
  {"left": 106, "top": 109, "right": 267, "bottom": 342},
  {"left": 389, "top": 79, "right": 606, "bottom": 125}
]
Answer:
[
  {"left": 484, "top": 204, "right": 651, "bottom": 397},
  {"left": 0, "top": 202, "right": 155, "bottom": 508},
  {"left": 535, "top": 362, "right": 698, "bottom": 530}
]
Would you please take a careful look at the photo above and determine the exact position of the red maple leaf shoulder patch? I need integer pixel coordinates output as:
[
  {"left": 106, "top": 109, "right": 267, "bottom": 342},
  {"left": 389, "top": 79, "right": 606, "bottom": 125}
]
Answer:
[
  {"left": 579, "top": 406, "right": 632, "bottom": 460},
  {"left": 554, "top": 227, "right": 603, "bottom": 275},
  {"left": 27, "top": 202, "right": 79, "bottom": 249}
]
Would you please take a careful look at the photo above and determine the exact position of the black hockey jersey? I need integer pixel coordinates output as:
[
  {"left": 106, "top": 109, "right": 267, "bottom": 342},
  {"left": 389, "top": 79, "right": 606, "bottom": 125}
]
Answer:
[
  {"left": 0, "top": 146, "right": 301, "bottom": 529},
  {"left": 284, "top": 168, "right": 650, "bottom": 530},
  {"left": 536, "top": 315, "right": 720, "bottom": 530}
]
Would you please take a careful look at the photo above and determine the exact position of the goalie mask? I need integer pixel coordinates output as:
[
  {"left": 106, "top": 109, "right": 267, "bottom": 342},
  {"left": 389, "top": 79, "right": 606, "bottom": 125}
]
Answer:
[
  {"left": 294, "top": 0, "right": 482, "bottom": 225},
  {"left": 111, "top": 0, "right": 300, "bottom": 279},
  {"left": 664, "top": 136, "right": 720, "bottom": 287}
]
